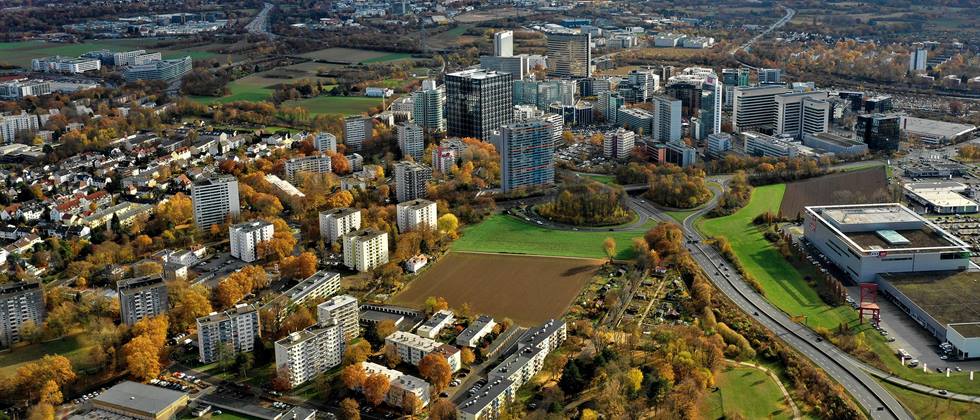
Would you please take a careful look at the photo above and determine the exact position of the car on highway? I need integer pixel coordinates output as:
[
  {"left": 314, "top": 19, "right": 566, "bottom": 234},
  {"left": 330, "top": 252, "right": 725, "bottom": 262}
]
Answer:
[{"left": 938, "top": 389, "right": 948, "bottom": 395}]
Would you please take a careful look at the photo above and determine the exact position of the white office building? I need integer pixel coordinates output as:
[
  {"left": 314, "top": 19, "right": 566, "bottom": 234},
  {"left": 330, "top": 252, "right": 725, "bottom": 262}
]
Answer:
[
  {"left": 196, "top": 304, "right": 260, "bottom": 363},
  {"left": 274, "top": 324, "right": 344, "bottom": 388},
  {"left": 494, "top": 31, "right": 514, "bottom": 57},
  {"left": 229, "top": 220, "right": 273, "bottom": 262},
  {"left": 417, "top": 309, "right": 454, "bottom": 339},
  {"left": 743, "top": 131, "right": 800, "bottom": 158},
  {"left": 706, "top": 132, "right": 733, "bottom": 157},
  {"left": 316, "top": 294, "right": 359, "bottom": 342},
  {"left": 343, "top": 228, "right": 389, "bottom": 272},
  {"left": 603, "top": 127, "right": 635, "bottom": 159},
  {"left": 732, "top": 85, "right": 789, "bottom": 133},
  {"left": 319, "top": 207, "right": 361, "bottom": 243},
  {"left": 0, "top": 80, "right": 51, "bottom": 99},
  {"left": 397, "top": 122, "right": 425, "bottom": 161},
  {"left": 191, "top": 175, "right": 241, "bottom": 228},
  {"left": 396, "top": 199, "right": 437, "bottom": 233},
  {"left": 31, "top": 56, "right": 101, "bottom": 74},
  {"left": 479, "top": 55, "right": 527, "bottom": 81},
  {"left": 650, "top": 94, "right": 682, "bottom": 143},
  {"left": 775, "top": 91, "right": 830, "bottom": 139}
]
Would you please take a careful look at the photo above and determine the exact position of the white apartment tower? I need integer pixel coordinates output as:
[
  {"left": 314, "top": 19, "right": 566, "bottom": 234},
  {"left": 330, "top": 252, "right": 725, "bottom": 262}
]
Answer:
[
  {"left": 316, "top": 294, "right": 359, "bottom": 342},
  {"left": 396, "top": 199, "right": 438, "bottom": 232},
  {"left": 344, "top": 116, "right": 373, "bottom": 152},
  {"left": 229, "top": 220, "right": 274, "bottom": 262},
  {"left": 196, "top": 304, "right": 260, "bottom": 363},
  {"left": 910, "top": 47, "right": 928, "bottom": 73},
  {"left": 191, "top": 175, "right": 241, "bottom": 229},
  {"left": 117, "top": 276, "right": 169, "bottom": 326},
  {"left": 313, "top": 132, "right": 337, "bottom": 153},
  {"left": 494, "top": 31, "right": 514, "bottom": 57},
  {"left": 284, "top": 155, "right": 332, "bottom": 180},
  {"left": 0, "top": 281, "right": 45, "bottom": 347},
  {"left": 394, "top": 161, "right": 432, "bottom": 202},
  {"left": 319, "top": 207, "right": 361, "bottom": 243},
  {"left": 397, "top": 122, "right": 425, "bottom": 161},
  {"left": 0, "top": 112, "right": 40, "bottom": 144},
  {"left": 342, "top": 228, "right": 389, "bottom": 272},
  {"left": 274, "top": 323, "right": 344, "bottom": 388}
]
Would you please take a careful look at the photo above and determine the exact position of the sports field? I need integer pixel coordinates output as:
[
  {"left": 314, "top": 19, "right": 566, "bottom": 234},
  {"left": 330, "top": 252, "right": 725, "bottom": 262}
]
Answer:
[
  {"left": 391, "top": 252, "right": 599, "bottom": 325},
  {"left": 700, "top": 366, "right": 794, "bottom": 420},
  {"left": 451, "top": 215, "right": 651, "bottom": 260},
  {"left": 0, "top": 39, "right": 217, "bottom": 68},
  {"left": 283, "top": 95, "right": 384, "bottom": 116},
  {"left": 698, "top": 184, "right": 856, "bottom": 330}
]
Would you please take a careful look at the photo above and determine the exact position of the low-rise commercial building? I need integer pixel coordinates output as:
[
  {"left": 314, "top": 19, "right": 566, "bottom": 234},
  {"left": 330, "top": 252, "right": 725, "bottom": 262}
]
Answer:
[
  {"left": 803, "top": 203, "right": 972, "bottom": 282},
  {"left": 802, "top": 132, "right": 868, "bottom": 156},
  {"left": 743, "top": 131, "right": 800, "bottom": 158},
  {"left": 32, "top": 56, "right": 101, "bottom": 73},
  {"left": 417, "top": 309, "right": 454, "bottom": 339},
  {"left": 456, "top": 315, "right": 496, "bottom": 348},
  {"left": 903, "top": 182, "right": 979, "bottom": 214},
  {"left": 92, "top": 381, "right": 188, "bottom": 420}
]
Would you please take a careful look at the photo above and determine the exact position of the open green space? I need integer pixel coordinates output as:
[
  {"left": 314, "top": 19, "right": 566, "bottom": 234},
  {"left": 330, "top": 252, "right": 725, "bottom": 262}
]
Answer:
[
  {"left": 700, "top": 366, "right": 794, "bottom": 420},
  {"left": 0, "top": 39, "right": 215, "bottom": 68},
  {"left": 663, "top": 209, "right": 697, "bottom": 224},
  {"left": 189, "top": 80, "right": 275, "bottom": 104},
  {"left": 361, "top": 52, "right": 413, "bottom": 64},
  {"left": 0, "top": 334, "right": 93, "bottom": 376},
  {"left": 452, "top": 215, "right": 652, "bottom": 260},
  {"left": 876, "top": 380, "right": 978, "bottom": 420},
  {"left": 698, "top": 184, "right": 856, "bottom": 330},
  {"left": 577, "top": 173, "right": 618, "bottom": 185},
  {"left": 283, "top": 95, "right": 384, "bottom": 116}
]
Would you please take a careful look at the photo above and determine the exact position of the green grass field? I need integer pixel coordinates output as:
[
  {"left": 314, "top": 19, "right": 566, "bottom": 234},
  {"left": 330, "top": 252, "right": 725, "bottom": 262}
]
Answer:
[
  {"left": 452, "top": 215, "right": 652, "bottom": 260},
  {"left": 189, "top": 81, "right": 274, "bottom": 104},
  {"left": 577, "top": 173, "right": 618, "bottom": 185},
  {"left": 0, "top": 334, "right": 93, "bottom": 376},
  {"left": 698, "top": 184, "right": 857, "bottom": 330},
  {"left": 700, "top": 366, "right": 794, "bottom": 420},
  {"left": 361, "top": 52, "right": 413, "bottom": 64},
  {"left": 0, "top": 40, "right": 216, "bottom": 68},
  {"left": 283, "top": 95, "right": 384, "bottom": 116},
  {"left": 876, "top": 380, "right": 979, "bottom": 419}
]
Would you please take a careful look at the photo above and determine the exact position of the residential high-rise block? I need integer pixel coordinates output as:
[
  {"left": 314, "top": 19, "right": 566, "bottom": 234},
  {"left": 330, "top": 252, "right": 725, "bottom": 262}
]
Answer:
[
  {"left": 196, "top": 304, "right": 260, "bottom": 363},
  {"left": 284, "top": 155, "right": 332, "bottom": 181},
  {"left": 229, "top": 220, "right": 274, "bottom": 262},
  {"left": 431, "top": 146, "right": 457, "bottom": 173},
  {"left": 397, "top": 122, "right": 425, "bottom": 161},
  {"left": 910, "top": 47, "right": 928, "bottom": 73},
  {"left": 412, "top": 82, "right": 445, "bottom": 133},
  {"left": 319, "top": 208, "right": 361, "bottom": 243},
  {"left": 499, "top": 119, "right": 555, "bottom": 192},
  {"left": 546, "top": 32, "right": 591, "bottom": 78},
  {"left": 494, "top": 31, "right": 514, "bottom": 57},
  {"left": 118, "top": 276, "right": 169, "bottom": 326},
  {"left": 603, "top": 128, "right": 635, "bottom": 159},
  {"left": 0, "top": 281, "right": 44, "bottom": 347},
  {"left": 274, "top": 324, "right": 344, "bottom": 388},
  {"left": 316, "top": 294, "right": 359, "bottom": 342},
  {"left": 396, "top": 199, "right": 437, "bottom": 232},
  {"left": 732, "top": 85, "right": 790, "bottom": 133},
  {"left": 446, "top": 69, "right": 513, "bottom": 140},
  {"left": 393, "top": 161, "right": 432, "bottom": 202},
  {"left": 344, "top": 116, "right": 373, "bottom": 152},
  {"left": 0, "top": 111, "right": 40, "bottom": 144},
  {"left": 313, "top": 132, "right": 337, "bottom": 153},
  {"left": 191, "top": 175, "right": 240, "bottom": 229},
  {"left": 342, "top": 228, "right": 389, "bottom": 272}
]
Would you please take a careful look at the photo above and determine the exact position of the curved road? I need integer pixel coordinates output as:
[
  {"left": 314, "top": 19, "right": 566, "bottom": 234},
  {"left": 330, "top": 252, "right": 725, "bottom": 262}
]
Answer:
[{"left": 627, "top": 180, "right": 911, "bottom": 419}]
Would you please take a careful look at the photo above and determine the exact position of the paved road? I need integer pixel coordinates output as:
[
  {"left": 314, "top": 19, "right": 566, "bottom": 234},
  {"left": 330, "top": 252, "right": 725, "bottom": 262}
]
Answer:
[
  {"left": 732, "top": 6, "right": 796, "bottom": 56},
  {"left": 642, "top": 180, "right": 912, "bottom": 419},
  {"left": 245, "top": 3, "right": 275, "bottom": 38}
]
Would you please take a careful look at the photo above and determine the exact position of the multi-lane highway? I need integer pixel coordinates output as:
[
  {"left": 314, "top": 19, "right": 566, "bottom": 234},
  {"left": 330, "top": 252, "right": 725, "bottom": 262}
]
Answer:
[
  {"left": 628, "top": 181, "right": 911, "bottom": 419},
  {"left": 731, "top": 6, "right": 796, "bottom": 57},
  {"left": 245, "top": 3, "right": 275, "bottom": 38}
]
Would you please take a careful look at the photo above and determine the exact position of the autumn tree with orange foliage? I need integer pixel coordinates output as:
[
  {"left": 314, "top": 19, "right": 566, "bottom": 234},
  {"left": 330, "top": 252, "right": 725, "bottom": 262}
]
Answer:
[
  {"left": 123, "top": 335, "right": 161, "bottom": 381},
  {"left": 363, "top": 373, "right": 390, "bottom": 406},
  {"left": 7, "top": 355, "right": 75, "bottom": 403},
  {"left": 340, "top": 363, "right": 367, "bottom": 390},
  {"left": 257, "top": 218, "right": 297, "bottom": 261},
  {"left": 280, "top": 251, "right": 318, "bottom": 280},
  {"left": 418, "top": 354, "right": 452, "bottom": 392}
]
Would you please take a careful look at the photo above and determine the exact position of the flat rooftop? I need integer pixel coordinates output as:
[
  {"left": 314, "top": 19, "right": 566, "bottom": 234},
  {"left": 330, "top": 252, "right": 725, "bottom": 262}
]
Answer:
[
  {"left": 901, "top": 116, "right": 976, "bottom": 139},
  {"left": 821, "top": 205, "right": 921, "bottom": 226},
  {"left": 808, "top": 203, "right": 969, "bottom": 251},
  {"left": 93, "top": 381, "right": 186, "bottom": 415},
  {"left": 881, "top": 271, "right": 980, "bottom": 335},
  {"left": 847, "top": 229, "right": 951, "bottom": 249},
  {"left": 808, "top": 132, "right": 864, "bottom": 147}
]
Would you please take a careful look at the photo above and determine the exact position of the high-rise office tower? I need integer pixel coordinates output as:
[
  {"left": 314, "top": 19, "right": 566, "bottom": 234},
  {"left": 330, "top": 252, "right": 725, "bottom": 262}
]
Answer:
[
  {"left": 445, "top": 69, "right": 513, "bottom": 140},
  {"left": 499, "top": 119, "right": 555, "bottom": 192},
  {"left": 494, "top": 30, "right": 514, "bottom": 57},
  {"left": 758, "top": 68, "right": 782, "bottom": 85},
  {"left": 397, "top": 122, "right": 425, "bottom": 161},
  {"left": 393, "top": 161, "right": 432, "bottom": 202},
  {"left": 546, "top": 32, "right": 591, "bottom": 78},
  {"left": 343, "top": 116, "right": 373, "bottom": 152},
  {"left": 603, "top": 128, "right": 636, "bottom": 159},
  {"left": 479, "top": 55, "right": 527, "bottom": 81},
  {"left": 0, "top": 281, "right": 44, "bottom": 347},
  {"left": 118, "top": 276, "right": 169, "bottom": 326},
  {"left": 856, "top": 114, "right": 901, "bottom": 152},
  {"left": 650, "top": 94, "right": 682, "bottom": 143},
  {"left": 775, "top": 91, "right": 830, "bottom": 139},
  {"left": 910, "top": 47, "right": 928, "bottom": 73},
  {"left": 412, "top": 82, "right": 445, "bottom": 133},
  {"left": 732, "top": 85, "right": 790, "bottom": 133},
  {"left": 597, "top": 91, "right": 624, "bottom": 124},
  {"left": 191, "top": 175, "right": 241, "bottom": 229},
  {"left": 722, "top": 68, "right": 739, "bottom": 107},
  {"left": 197, "top": 304, "right": 260, "bottom": 363}
]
